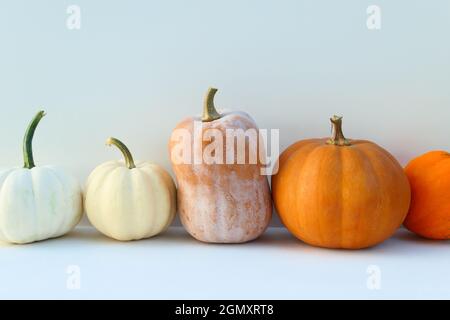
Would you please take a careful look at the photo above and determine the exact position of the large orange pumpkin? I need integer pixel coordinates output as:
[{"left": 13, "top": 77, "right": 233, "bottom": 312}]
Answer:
[
  {"left": 169, "top": 87, "right": 272, "bottom": 243},
  {"left": 404, "top": 151, "right": 450, "bottom": 240},
  {"left": 272, "top": 116, "right": 411, "bottom": 249}
]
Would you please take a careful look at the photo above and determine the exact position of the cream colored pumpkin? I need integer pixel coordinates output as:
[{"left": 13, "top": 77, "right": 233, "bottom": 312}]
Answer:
[
  {"left": 0, "top": 111, "right": 83, "bottom": 244},
  {"left": 85, "top": 138, "right": 176, "bottom": 241}
]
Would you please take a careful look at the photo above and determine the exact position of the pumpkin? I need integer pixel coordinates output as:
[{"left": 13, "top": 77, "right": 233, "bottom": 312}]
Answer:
[
  {"left": 404, "top": 151, "right": 450, "bottom": 239},
  {"left": 85, "top": 137, "right": 176, "bottom": 241},
  {"left": 0, "top": 111, "right": 83, "bottom": 244},
  {"left": 169, "top": 87, "right": 272, "bottom": 243},
  {"left": 272, "top": 116, "right": 411, "bottom": 249}
]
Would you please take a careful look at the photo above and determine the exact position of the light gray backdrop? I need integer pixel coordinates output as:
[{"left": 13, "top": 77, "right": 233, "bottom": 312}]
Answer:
[{"left": 1, "top": 0, "right": 449, "bottom": 226}]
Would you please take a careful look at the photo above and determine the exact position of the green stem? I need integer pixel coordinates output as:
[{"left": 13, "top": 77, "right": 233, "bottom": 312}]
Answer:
[
  {"left": 23, "top": 110, "right": 46, "bottom": 169},
  {"left": 202, "top": 87, "right": 221, "bottom": 122},
  {"left": 327, "top": 115, "right": 351, "bottom": 146},
  {"left": 106, "top": 137, "right": 136, "bottom": 169}
]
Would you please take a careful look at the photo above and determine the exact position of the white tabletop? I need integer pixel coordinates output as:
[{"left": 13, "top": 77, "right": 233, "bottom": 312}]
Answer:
[{"left": 0, "top": 226, "right": 448, "bottom": 300}]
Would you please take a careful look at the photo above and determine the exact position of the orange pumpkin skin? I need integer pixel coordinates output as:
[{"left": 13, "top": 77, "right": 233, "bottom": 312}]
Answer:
[
  {"left": 404, "top": 151, "right": 450, "bottom": 240},
  {"left": 272, "top": 118, "right": 411, "bottom": 249}
]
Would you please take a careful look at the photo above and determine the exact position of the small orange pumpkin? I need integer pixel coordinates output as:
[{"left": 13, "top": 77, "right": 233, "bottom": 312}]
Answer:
[
  {"left": 404, "top": 151, "right": 450, "bottom": 240},
  {"left": 272, "top": 116, "right": 411, "bottom": 249}
]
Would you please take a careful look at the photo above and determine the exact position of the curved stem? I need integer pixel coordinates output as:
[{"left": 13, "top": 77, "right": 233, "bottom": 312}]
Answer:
[
  {"left": 327, "top": 115, "right": 351, "bottom": 146},
  {"left": 23, "top": 110, "right": 46, "bottom": 169},
  {"left": 106, "top": 137, "right": 136, "bottom": 169},
  {"left": 202, "top": 87, "right": 221, "bottom": 122}
]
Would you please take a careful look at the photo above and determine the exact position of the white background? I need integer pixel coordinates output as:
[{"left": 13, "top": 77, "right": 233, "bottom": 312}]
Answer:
[
  {"left": 1, "top": 227, "right": 449, "bottom": 299},
  {"left": 0, "top": 1, "right": 449, "bottom": 300},
  {"left": 0, "top": 0, "right": 448, "bottom": 225}
]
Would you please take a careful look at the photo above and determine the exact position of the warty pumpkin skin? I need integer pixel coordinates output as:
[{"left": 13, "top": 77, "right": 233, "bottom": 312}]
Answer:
[
  {"left": 272, "top": 116, "right": 411, "bottom": 249},
  {"left": 169, "top": 88, "right": 272, "bottom": 243},
  {"left": 0, "top": 111, "right": 83, "bottom": 244},
  {"left": 404, "top": 151, "right": 450, "bottom": 240},
  {"left": 85, "top": 138, "right": 176, "bottom": 241}
]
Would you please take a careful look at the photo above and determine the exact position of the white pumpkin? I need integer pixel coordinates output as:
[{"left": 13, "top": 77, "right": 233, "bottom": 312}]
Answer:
[
  {"left": 85, "top": 137, "right": 177, "bottom": 241},
  {"left": 0, "top": 111, "right": 83, "bottom": 244}
]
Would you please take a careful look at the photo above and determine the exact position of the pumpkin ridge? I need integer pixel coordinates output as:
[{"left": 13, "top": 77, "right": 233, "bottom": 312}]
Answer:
[
  {"left": 129, "top": 170, "right": 149, "bottom": 239},
  {"left": 274, "top": 141, "right": 321, "bottom": 241},
  {"left": 280, "top": 140, "right": 323, "bottom": 173},
  {"left": 92, "top": 166, "right": 124, "bottom": 238},
  {"left": 43, "top": 167, "right": 69, "bottom": 239},
  {"left": 317, "top": 145, "right": 343, "bottom": 246},
  {"left": 0, "top": 169, "right": 14, "bottom": 241},
  {"left": 0, "top": 169, "right": 14, "bottom": 197},
  {"left": 366, "top": 142, "right": 402, "bottom": 168},
  {"left": 115, "top": 168, "right": 137, "bottom": 240},
  {"left": 4, "top": 170, "right": 35, "bottom": 243},
  {"left": 108, "top": 167, "right": 131, "bottom": 239},
  {"left": 272, "top": 139, "right": 322, "bottom": 195},
  {"left": 349, "top": 145, "right": 383, "bottom": 248},
  {"left": 21, "top": 170, "right": 38, "bottom": 243},
  {"left": 336, "top": 145, "right": 345, "bottom": 248},
  {"left": 294, "top": 144, "right": 330, "bottom": 245},
  {"left": 277, "top": 139, "right": 322, "bottom": 167},
  {"left": 359, "top": 143, "right": 411, "bottom": 242},
  {"left": 315, "top": 144, "right": 344, "bottom": 248},
  {"left": 151, "top": 166, "right": 177, "bottom": 233},
  {"left": 363, "top": 143, "right": 408, "bottom": 182}
]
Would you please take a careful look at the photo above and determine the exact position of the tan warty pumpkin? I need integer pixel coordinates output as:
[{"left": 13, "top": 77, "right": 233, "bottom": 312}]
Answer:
[
  {"left": 169, "top": 87, "right": 272, "bottom": 243},
  {"left": 272, "top": 116, "right": 411, "bottom": 249}
]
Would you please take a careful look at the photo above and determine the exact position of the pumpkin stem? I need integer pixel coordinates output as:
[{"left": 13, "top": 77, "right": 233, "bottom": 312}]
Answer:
[
  {"left": 202, "top": 87, "right": 221, "bottom": 122},
  {"left": 23, "top": 110, "right": 46, "bottom": 169},
  {"left": 106, "top": 137, "right": 136, "bottom": 169},
  {"left": 327, "top": 115, "right": 351, "bottom": 146}
]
